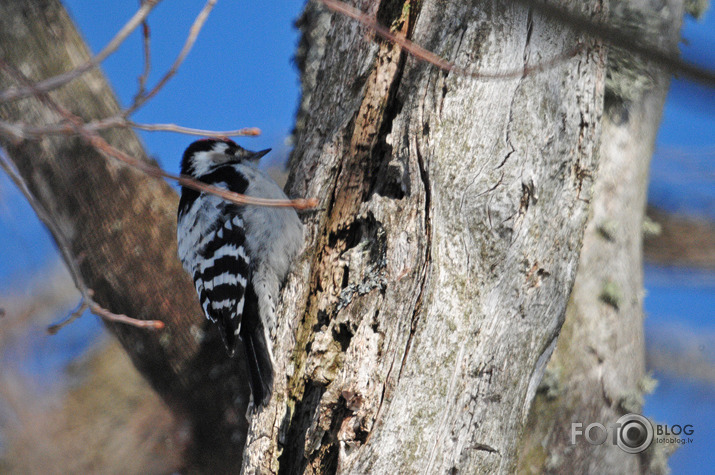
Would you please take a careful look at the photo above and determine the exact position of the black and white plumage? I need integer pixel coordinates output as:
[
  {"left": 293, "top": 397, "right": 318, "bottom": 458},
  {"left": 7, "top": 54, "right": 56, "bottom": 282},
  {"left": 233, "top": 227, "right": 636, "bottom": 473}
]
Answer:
[{"left": 177, "top": 138, "right": 303, "bottom": 405}]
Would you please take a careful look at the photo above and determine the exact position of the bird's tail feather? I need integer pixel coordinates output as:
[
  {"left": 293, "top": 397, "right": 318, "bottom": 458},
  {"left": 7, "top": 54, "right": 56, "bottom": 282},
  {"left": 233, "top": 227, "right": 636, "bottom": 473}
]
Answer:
[{"left": 243, "top": 325, "right": 274, "bottom": 406}]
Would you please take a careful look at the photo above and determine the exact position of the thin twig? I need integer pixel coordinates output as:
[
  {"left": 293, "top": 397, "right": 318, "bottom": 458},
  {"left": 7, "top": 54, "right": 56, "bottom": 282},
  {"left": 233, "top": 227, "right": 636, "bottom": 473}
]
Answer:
[
  {"left": 49, "top": 294, "right": 165, "bottom": 334},
  {"left": 515, "top": 0, "right": 715, "bottom": 87},
  {"left": 319, "top": 0, "right": 461, "bottom": 74},
  {"left": 134, "top": 0, "right": 153, "bottom": 101},
  {"left": 0, "top": 149, "right": 88, "bottom": 296},
  {"left": 128, "top": 121, "right": 262, "bottom": 137},
  {"left": 0, "top": 0, "right": 162, "bottom": 103},
  {"left": 67, "top": 112, "right": 315, "bottom": 210},
  {"left": 89, "top": 301, "right": 164, "bottom": 329},
  {"left": 0, "top": 116, "right": 261, "bottom": 140},
  {"left": 127, "top": 0, "right": 218, "bottom": 114},
  {"left": 47, "top": 299, "right": 88, "bottom": 335},
  {"left": 319, "top": 0, "right": 582, "bottom": 80},
  {"left": 0, "top": 0, "right": 250, "bottom": 143},
  {"left": 0, "top": 150, "right": 163, "bottom": 333},
  {"left": 1, "top": 118, "right": 308, "bottom": 209},
  {"left": 319, "top": 0, "right": 715, "bottom": 86},
  {"left": 84, "top": 125, "right": 317, "bottom": 209},
  {"left": 0, "top": 59, "right": 316, "bottom": 209}
]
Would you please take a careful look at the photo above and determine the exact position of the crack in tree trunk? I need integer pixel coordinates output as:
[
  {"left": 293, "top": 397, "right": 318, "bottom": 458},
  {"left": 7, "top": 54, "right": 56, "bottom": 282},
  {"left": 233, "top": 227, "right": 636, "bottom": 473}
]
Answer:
[{"left": 278, "top": 5, "right": 423, "bottom": 472}]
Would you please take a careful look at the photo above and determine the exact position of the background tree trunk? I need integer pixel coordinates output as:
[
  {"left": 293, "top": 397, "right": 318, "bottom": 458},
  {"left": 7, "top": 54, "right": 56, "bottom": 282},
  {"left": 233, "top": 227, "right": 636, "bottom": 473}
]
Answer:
[
  {"left": 243, "top": 0, "right": 605, "bottom": 472},
  {"left": 0, "top": 1, "right": 250, "bottom": 471},
  {"left": 517, "top": 0, "right": 686, "bottom": 473}
]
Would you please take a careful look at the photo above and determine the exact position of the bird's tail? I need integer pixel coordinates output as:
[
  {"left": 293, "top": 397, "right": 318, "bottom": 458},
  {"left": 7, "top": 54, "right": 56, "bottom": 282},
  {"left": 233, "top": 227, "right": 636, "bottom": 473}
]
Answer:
[{"left": 242, "top": 323, "right": 274, "bottom": 406}]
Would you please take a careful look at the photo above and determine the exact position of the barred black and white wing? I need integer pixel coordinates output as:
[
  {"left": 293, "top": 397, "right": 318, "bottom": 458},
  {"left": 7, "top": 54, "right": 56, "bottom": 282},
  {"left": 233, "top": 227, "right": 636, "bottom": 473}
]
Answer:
[{"left": 192, "top": 212, "right": 249, "bottom": 355}]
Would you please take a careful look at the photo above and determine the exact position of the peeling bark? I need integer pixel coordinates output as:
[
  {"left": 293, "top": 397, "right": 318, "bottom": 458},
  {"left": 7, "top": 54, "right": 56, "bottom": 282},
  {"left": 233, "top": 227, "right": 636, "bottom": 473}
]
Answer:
[{"left": 244, "top": 1, "right": 605, "bottom": 472}]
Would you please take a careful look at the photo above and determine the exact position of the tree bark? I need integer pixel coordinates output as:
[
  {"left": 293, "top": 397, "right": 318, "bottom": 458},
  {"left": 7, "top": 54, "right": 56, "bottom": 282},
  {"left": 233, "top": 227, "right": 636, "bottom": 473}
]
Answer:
[
  {"left": 517, "top": 0, "right": 686, "bottom": 473},
  {"left": 243, "top": 0, "right": 605, "bottom": 473},
  {"left": 0, "top": 1, "right": 249, "bottom": 471}
]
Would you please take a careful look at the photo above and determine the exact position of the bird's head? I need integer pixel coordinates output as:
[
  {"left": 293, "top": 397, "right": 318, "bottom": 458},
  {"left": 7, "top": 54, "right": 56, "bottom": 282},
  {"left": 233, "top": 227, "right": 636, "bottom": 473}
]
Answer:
[{"left": 180, "top": 138, "right": 271, "bottom": 177}]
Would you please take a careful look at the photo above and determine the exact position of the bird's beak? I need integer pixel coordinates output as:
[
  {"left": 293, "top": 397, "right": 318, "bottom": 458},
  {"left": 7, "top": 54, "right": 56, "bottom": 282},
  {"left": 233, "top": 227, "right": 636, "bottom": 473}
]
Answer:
[{"left": 249, "top": 148, "right": 271, "bottom": 162}]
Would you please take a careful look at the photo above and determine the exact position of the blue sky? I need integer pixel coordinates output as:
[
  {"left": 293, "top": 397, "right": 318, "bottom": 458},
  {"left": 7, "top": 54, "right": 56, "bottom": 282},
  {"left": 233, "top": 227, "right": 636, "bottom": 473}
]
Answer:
[
  {"left": 0, "top": 1, "right": 713, "bottom": 472},
  {"left": 651, "top": 9, "right": 715, "bottom": 219},
  {"left": 63, "top": 0, "right": 306, "bottom": 170},
  {"left": 0, "top": 0, "right": 306, "bottom": 288}
]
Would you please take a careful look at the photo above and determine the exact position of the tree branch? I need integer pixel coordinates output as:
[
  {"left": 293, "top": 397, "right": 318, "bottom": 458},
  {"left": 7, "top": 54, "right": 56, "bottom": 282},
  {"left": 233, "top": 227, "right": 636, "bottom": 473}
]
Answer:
[
  {"left": 0, "top": 115, "right": 261, "bottom": 140},
  {"left": 0, "top": 150, "right": 164, "bottom": 333},
  {"left": 133, "top": 0, "right": 152, "bottom": 102},
  {"left": 516, "top": 0, "right": 715, "bottom": 86},
  {"left": 319, "top": 0, "right": 583, "bottom": 80},
  {"left": 0, "top": 0, "right": 162, "bottom": 103},
  {"left": 319, "top": 0, "right": 715, "bottom": 86},
  {"left": 126, "top": 0, "right": 218, "bottom": 114},
  {"left": 0, "top": 58, "right": 317, "bottom": 210},
  {"left": 128, "top": 121, "right": 261, "bottom": 137}
]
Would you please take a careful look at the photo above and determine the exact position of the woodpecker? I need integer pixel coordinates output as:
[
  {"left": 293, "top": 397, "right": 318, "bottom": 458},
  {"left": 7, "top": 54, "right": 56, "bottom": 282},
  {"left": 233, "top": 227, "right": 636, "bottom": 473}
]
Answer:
[{"left": 177, "top": 138, "right": 303, "bottom": 405}]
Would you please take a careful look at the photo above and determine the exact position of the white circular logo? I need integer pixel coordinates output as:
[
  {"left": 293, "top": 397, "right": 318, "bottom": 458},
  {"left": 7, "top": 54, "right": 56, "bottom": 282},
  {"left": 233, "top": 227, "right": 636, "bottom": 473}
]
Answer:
[{"left": 616, "top": 413, "right": 654, "bottom": 454}]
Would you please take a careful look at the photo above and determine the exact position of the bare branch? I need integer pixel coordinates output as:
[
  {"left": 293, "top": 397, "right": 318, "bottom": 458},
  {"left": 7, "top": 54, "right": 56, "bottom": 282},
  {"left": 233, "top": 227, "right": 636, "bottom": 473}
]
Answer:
[
  {"left": 82, "top": 124, "right": 318, "bottom": 209},
  {"left": 0, "top": 58, "right": 316, "bottom": 209},
  {"left": 127, "top": 0, "right": 218, "bottom": 114},
  {"left": 128, "top": 121, "right": 262, "bottom": 137},
  {"left": 0, "top": 150, "right": 164, "bottom": 333},
  {"left": 2, "top": 122, "right": 310, "bottom": 209},
  {"left": 0, "top": 116, "right": 261, "bottom": 140},
  {"left": 47, "top": 299, "right": 88, "bottom": 335},
  {"left": 134, "top": 0, "right": 153, "bottom": 101},
  {"left": 319, "top": 0, "right": 583, "bottom": 80},
  {"left": 0, "top": 0, "right": 162, "bottom": 103},
  {"left": 0, "top": 0, "right": 254, "bottom": 146},
  {"left": 89, "top": 299, "right": 165, "bottom": 329},
  {"left": 319, "top": 0, "right": 715, "bottom": 86},
  {"left": 48, "top": 292, "right": 164, "bottom": 334},
  {"left": 517, "top": 0, "right": 715, "bottom": 86}
]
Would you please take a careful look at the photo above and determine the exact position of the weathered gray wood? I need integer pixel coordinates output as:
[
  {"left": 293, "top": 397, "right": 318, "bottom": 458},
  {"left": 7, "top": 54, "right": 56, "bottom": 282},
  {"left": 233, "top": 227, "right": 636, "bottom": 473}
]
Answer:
[
  {"left": 518, "top": 1, "right": 686, "bottom": 473},
  {"left": 243, "top": 1, "right": 605, "bottom": 472},
  {"left": 0, "top": 1, "right": 248, "bottom": 471}
]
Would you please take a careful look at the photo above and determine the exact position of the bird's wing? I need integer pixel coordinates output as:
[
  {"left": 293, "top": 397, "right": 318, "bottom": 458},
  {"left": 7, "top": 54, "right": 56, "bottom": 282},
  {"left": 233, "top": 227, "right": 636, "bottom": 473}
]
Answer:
[{"left": 192, "top": 211, "right": 250, "bottom": 355}]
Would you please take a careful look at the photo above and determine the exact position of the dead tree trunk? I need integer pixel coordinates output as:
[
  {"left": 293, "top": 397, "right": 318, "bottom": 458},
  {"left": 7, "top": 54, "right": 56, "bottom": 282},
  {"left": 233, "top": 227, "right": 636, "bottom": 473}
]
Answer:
[
  {"left": 518, "top": 0, "right": 686, "bottom": 473},
  {"left": 0, "top": 1, "right": 249, "bottom": 471},
  {"left": 243, "top": 1, "right": 605, "bottom": 473}
]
